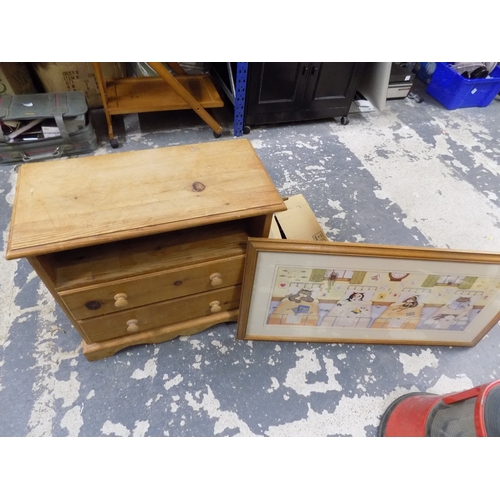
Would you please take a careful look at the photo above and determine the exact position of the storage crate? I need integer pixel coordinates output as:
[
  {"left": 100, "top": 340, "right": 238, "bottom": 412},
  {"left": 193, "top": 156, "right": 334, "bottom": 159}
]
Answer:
[
  {"left": 427, "top": 63, "right": 500, "bottom": 110},
  {"left": 415, "top": 62, "right": 436, "bottom": 85}
]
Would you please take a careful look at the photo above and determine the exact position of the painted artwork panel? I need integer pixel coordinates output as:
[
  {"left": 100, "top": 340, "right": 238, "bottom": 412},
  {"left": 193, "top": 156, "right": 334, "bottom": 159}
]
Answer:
[
  {"left": 242, "top": 248, "right": 500, "bottom": 345},
  {"left": 266, "top": 265, "right": 499, "bottom": 332}
]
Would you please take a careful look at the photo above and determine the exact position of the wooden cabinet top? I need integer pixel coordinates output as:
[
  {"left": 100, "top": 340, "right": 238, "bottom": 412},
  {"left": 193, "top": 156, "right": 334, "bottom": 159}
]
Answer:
[{"left": 6, "top": 139, "right": 286, "bottom": 259}]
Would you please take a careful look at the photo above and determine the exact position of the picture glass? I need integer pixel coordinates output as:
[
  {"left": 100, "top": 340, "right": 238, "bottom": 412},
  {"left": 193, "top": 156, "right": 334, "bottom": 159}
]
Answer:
[{"left": 244, "top": 250, "right": 500, "bottom": 344}]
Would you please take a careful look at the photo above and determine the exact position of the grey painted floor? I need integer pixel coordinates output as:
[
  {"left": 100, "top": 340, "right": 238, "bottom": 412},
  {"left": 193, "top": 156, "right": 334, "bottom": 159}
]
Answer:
[{"left": 1, "top": 81, "right": 500, "bottom": 438}]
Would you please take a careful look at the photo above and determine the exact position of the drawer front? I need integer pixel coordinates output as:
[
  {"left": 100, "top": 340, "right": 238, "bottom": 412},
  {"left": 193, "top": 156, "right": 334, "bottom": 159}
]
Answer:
[
  {"left": 79, "top": 285, "right": 241, "bottom": 343},
  {"left": 60, "top": 255, "right": 245, "bottom": 320},
  {"left": 52, "top": 221, "right": 248, "bottom": 290}
]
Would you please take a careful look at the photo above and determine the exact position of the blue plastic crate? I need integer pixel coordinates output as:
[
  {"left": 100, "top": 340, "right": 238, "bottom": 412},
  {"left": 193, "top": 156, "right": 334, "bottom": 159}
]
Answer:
[
  {"left": 415, "top": 62, "right": 436, "bottom": 85},
  {"left": 426, "top": 63, "right": 500, "bottom": 110}
]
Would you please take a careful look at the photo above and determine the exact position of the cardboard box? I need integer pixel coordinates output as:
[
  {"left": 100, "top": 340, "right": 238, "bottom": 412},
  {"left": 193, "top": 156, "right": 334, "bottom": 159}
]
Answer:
[
  {"left": 0, "top": 63, "right": 37, "bottom": 96},
  {"left": 31, "top": 62, "right": 127, "bottom": 108},
  {"left": 269, "top": 194, "right": 329, "bottom": 241}
]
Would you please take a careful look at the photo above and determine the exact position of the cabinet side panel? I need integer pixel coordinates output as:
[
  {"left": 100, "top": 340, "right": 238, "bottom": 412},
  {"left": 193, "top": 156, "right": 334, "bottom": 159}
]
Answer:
[
  {"left": 246, "top": 214, "right": 274, "bottom": 238},
  {"left": 357, "top": 62, "right": 391, "bottom": 111},
  {"left": 27, "top": 256, "right": 91, "bottom": 344}
]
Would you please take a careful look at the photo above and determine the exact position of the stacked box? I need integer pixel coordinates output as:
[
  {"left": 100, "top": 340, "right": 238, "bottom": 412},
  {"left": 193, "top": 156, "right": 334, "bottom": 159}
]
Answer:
[
  {"left": 0, "top": 63, "right": 37, "bottom": 96},
  {"left": 31, "top": 63, "right": 126, "bottom": 108}
]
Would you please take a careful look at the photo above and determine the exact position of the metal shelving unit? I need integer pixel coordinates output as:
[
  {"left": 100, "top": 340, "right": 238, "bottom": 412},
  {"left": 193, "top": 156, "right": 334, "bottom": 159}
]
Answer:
[{"left": 209, "top": 62, "right": 249, "bottom": 137}]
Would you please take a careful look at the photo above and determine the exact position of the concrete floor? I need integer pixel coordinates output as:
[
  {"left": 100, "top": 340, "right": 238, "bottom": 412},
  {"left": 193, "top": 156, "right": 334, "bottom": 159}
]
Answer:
[{"left": 1, "top": 79, "right": 500, "bottom": 437}]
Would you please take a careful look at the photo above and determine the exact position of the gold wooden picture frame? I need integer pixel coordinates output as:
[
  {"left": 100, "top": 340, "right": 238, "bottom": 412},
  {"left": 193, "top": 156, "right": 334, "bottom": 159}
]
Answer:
[{"left": 237, "top": 238, "right": 500, "bottom": 347}]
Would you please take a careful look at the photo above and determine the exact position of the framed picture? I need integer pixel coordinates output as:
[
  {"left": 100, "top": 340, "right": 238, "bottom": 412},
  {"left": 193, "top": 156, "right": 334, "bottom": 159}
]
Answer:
[{"left": 237, "top": 238, "right": 500, "bottom": 347}]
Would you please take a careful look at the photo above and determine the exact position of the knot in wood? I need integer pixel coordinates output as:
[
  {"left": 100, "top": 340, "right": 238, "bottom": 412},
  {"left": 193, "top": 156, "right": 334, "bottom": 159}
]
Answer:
[
  {"left": 192, "top": 182, "right": 205, "bottom": 192},
  {"left": 85, "top": 301, "right": 102, "bottom": 311}
]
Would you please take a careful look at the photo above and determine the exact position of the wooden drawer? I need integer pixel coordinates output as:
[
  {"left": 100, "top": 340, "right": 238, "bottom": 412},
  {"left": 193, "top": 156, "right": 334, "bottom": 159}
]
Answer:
[
  {"left": 60, "top": 255, "right": 245, "bottom": 320},
  {"left": 79, "top": 285, "right": 241, "bottom": 343},
  {"left": 50, "top": 220, "right": 248, "bottom": 290}
]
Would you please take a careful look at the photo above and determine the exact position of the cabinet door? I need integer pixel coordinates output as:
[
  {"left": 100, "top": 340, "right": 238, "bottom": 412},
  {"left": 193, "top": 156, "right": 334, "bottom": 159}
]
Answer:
[
  {"left": 303, "top": 62, "right": 365, "bottom": 114},
  {"left": 244, "top": 62, "right": 309, "bottom": 125}
]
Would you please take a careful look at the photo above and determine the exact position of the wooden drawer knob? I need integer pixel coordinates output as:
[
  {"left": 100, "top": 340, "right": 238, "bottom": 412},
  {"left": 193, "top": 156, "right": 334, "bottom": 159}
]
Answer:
[
  {"left": 209, "top": 301, "right": 221, "bottom": 313},
  {"left": 209, "top": 273, "right": 223, "bottom": 287},
  {"left": 114, "top": 293, "right": 128, "bottom": 308},
  {"left": 126, "top": 319, "right": 139, "bottom": 333}
]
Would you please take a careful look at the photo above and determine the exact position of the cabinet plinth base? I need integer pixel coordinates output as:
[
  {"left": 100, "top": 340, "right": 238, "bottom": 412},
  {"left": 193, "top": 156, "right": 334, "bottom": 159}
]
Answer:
[{"left": 82, "top": 309, "right": 239, "bottom": 361}]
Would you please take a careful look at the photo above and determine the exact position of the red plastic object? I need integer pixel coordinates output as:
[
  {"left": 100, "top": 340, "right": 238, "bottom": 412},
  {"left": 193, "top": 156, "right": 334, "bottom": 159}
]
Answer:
[{"left": 379, "top": 380, "right": 500, "bottom": 437}]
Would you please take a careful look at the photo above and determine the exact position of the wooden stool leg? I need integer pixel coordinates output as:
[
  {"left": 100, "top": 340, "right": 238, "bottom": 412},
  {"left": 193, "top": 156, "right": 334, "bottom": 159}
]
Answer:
[
  {"left": 93, "top": 62, "right": 115, "bottom": 141},
  {"left": 166, "top": 62, "right": 187, "bottom": 75},
  {"left": 148, "top": 62, "right": 223, "bottom": 135}
]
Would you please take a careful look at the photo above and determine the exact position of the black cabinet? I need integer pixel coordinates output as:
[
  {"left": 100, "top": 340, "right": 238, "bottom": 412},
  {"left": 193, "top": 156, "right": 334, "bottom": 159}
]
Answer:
[{"left": 244, "top": 62, "right": 365, "bottom": 126}]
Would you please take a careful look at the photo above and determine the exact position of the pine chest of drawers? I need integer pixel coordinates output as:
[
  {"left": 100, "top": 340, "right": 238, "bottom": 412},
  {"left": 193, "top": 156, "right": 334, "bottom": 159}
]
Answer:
[{"left": 6, "top": 139, "right": 286, "bottom": 360}]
